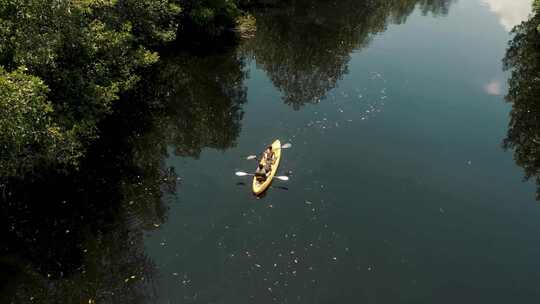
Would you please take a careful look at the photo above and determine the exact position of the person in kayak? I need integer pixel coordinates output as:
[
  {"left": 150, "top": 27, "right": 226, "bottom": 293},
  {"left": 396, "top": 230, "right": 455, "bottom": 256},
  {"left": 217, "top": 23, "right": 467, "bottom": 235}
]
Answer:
[
  {"left": 254, "top": 163, "right": 269, "bottom": 181},
  {"left": 263, "top": 146, "right": 274, "bottom": 171}
]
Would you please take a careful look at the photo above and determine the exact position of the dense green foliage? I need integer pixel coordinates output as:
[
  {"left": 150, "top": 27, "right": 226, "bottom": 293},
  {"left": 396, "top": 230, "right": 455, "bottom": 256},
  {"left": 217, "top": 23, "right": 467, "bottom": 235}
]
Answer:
[
  {"left": 0, "top": 0, "right": 250, "bottom": 177},
  {"left": 503, "top": 1, "right": 540, "bottom": 199},
  {"left": 0, "top": 67, "right": 79, "bottom": 175},
  {"left": 0, "top": 0, "right": 178, "bottom": 175}
]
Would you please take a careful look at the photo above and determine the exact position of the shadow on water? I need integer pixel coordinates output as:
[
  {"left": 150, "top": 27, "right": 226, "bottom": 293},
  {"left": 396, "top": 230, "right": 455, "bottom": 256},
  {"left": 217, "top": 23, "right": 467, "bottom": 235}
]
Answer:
[
  {"left": 0, "top": 46, "right": 248, "bottom": 302},
  {"left": 503, "top": 11, "right": 540, "bottom": 201},
  {"left": 0, "top": 94, "right": 172, "bottom": 303},
  {"left": 240, "top": 0, "right": 454, "bottom": 110}
]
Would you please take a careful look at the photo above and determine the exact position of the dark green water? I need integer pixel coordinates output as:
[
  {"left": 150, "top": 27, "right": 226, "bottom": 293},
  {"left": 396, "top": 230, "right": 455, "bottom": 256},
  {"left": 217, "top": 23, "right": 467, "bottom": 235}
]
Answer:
[{"left": 2, "top": 0, "right": 540, "bottom": 303}]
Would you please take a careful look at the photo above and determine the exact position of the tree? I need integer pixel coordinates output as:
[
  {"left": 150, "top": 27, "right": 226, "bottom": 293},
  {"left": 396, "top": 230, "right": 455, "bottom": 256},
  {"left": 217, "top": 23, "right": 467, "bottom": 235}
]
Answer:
[
  {"left": 0, "top": 67, "right": 79, "bottom": 176},
  {"left": 0, "top": 0, "right": 182, "bottom": 177},
  {"left": 503, "top": 6, "right": 540, "bottom": 200}
]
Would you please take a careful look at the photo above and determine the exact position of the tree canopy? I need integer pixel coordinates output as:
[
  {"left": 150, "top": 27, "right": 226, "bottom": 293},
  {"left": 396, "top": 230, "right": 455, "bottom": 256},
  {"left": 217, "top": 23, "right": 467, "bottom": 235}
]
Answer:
[
  {"left": 0, "top": 0, "right": 251, "bottom": 177},
  {"left": 503, "top": 1, "right": 540, "bottom": 200}
]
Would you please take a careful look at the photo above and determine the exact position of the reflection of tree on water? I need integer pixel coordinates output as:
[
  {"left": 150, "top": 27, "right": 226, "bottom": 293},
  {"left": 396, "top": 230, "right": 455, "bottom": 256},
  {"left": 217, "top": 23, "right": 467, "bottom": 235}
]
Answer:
[
  {"left": 503, "top": 11, "right": 540, "bottom": 200},
  {"left": 0, "top": 120, "right": 166, "bottom": 303},
  {"left": 241, "top": 0, "right": 454, "bottom": 110},
  {"left": 0, "top": 49, "right": 248, "bottom": 302},
  {"left": 138, "top": 50, "right": 247, "bottom": 158}
]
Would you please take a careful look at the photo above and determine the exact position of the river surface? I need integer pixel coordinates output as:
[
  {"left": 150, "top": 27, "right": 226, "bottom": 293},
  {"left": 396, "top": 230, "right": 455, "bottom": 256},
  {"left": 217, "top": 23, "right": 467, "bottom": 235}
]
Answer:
[{"left": 2, "top": 0, "right": 540, "bottom": 303}]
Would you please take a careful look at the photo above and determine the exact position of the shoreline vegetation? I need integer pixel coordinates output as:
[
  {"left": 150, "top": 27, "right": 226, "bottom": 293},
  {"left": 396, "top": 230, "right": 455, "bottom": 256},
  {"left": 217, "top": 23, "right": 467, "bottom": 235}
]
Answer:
[
  {"left": 0, "top": 0, "right": 264, "bottom": 178},
  {"left": 503, "top": 0, "right": 540, "bottom": 200}
]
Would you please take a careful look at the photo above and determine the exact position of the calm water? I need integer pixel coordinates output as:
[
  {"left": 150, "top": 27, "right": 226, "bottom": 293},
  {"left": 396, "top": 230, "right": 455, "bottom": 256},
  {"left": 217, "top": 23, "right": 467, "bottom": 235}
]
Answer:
[{"left": 2, "top": 0, "right": 539, "bottom": 303}]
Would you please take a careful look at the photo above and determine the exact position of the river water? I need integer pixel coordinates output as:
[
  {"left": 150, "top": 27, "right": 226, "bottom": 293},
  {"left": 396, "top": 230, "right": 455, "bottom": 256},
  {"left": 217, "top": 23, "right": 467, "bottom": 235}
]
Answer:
[{"left": 2, "top": 0, "right": 539, "bottom": 303}]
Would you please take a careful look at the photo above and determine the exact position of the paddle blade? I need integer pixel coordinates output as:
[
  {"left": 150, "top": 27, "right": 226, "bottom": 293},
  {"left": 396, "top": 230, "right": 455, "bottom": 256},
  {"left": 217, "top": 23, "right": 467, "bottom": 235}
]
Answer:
[
  {"left": 281, "top": 143, "right": 292, "bottom": 149},
  {"left": 246, "top": 155, "right": 257, "bottom": 160},
  {"left": 235, "top": 171, "right": 249, "bottom": 177},
  {"left": 275, "top": 176, "right": 290, "bottom": 181}
]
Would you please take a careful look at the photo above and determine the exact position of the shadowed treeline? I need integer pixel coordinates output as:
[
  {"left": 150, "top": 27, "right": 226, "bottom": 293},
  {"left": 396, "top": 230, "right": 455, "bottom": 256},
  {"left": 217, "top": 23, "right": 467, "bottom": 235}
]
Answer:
[{"left": 240, "top": 0, "right": 454, "bottom": 110}]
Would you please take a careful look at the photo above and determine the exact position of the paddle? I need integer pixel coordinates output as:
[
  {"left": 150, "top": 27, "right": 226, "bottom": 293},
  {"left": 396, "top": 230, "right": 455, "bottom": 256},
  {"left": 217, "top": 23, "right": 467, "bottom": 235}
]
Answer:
[
  {"left": 281, "top": 143, "right": 292, "bottom": 149},
  {"left": 245, "top": 142, "right": 292, "bottom": 160},
  {"left": 235, "top": 171, "right": 290, "bottom": 181}
]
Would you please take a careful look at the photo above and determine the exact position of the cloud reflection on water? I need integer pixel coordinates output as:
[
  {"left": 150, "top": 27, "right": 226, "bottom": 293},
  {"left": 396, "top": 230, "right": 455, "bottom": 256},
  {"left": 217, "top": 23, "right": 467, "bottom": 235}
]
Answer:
[{"left": 481, "top": 0, "right": 533, "bottom": 31}]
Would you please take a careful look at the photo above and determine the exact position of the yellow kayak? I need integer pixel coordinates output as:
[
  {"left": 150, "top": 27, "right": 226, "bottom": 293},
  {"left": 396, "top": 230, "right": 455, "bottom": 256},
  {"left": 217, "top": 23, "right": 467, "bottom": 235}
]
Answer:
[{"left": 252, "top": 139, "right": 281, "bottom": 195}]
